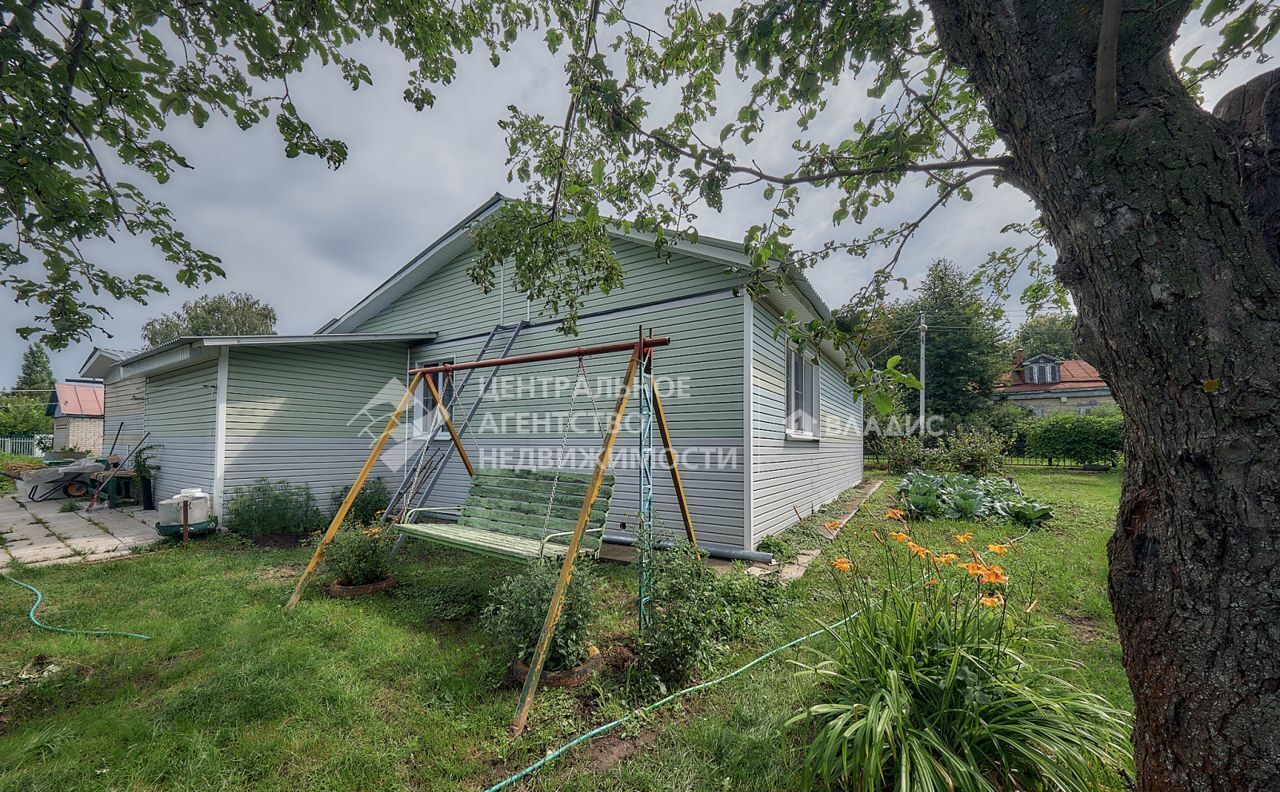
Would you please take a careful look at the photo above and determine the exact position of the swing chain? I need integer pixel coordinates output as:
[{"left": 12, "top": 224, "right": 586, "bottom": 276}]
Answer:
[{"left": 538, "top": 356, "right": 590, "bottom": 546}]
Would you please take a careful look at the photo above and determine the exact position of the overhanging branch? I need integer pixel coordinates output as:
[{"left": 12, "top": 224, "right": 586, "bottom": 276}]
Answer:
[{"left": 629, "top": 120, "right": 1011, "bottom": 186}]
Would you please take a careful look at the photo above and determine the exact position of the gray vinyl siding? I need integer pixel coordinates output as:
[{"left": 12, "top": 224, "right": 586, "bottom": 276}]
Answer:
[
  {"left": 407, "top": 291, "right": 747, "bottom": 549},
  {"left": 221, "top": 343, "right": 411, "bottom": 505},
  {"left": 749, "top": 301, "right": 863, "bottom": 545},
  {"left": 144, "top": 363, "right": 217, "bottom": 500},
  {"left": 354, "top": 238, "right": 743, "bottom": 342},
  {"left": 103, "top": 376, "right": 146, "bottom": 458}
]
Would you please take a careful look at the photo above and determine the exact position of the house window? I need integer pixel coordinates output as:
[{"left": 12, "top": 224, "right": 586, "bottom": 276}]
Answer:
[
  {"left": 786, "top": 347, "right": 820, "bottom": 438},
  {"left": 413, "top": 359, "right": 454, "bottom": 437}
]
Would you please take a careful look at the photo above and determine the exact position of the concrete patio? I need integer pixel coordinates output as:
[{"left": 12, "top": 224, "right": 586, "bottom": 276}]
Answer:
[{"left": 0, "top": 494, "right": 161, "bottom": 570}]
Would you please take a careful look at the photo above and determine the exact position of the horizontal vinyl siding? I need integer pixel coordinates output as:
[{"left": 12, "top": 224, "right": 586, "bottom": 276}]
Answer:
[
  {"left": 103, "top": 377, "right": 146, "bottom": 459},
  {"left": 750, "top": 302, "right": 863, "bottom": 545},
  {"left": 354, "top": 238, "right": 744, "bottom": 343},
  {"left": 408, "top": 292, "right": 747, "bottom": 548},
  {"left": 221, "top": 343, "right": 411, "bottom": 504},
  {"left": 144, "top": 363, "right": 217, "bottom": 500}
]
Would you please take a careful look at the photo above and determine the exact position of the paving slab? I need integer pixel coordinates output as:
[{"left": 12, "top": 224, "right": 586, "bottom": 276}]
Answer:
[{"left": 0, "top": 495, "right": 161, "bottom": 569}]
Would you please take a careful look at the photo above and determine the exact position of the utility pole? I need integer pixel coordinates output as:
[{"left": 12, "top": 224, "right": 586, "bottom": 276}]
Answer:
[{"left": 918, "top": 312, "right": 927, "bottom": 435}]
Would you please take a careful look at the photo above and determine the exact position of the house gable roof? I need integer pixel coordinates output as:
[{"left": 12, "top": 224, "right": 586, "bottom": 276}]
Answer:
[
  {"left": 320, "top": 194, "right": 833, "bottom": 335},
  {"left": 996, "top": 358, "right": 1108, "bottom": 394},
  {"left": 46, "top": 383, "right": 104, "bottom": 418}
]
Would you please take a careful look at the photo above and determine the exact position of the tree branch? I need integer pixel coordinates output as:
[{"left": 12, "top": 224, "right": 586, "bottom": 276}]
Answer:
[
  {"left": 547, "top": 0, "right": 602, "bottom": 224},
  {"left": 627, "top": 120, "right": 1010, "bottom": 186},
  {"left": 1095, "top": 0, "right": 1122, "bottom": 124}
]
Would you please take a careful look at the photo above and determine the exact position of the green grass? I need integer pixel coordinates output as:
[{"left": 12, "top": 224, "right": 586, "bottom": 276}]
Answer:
[
  {"left": 0, "top": 469, "right": 1128, "bottom": 790},
  {"left": 0, "top": 453, "right": 40, "bottom": 496}
]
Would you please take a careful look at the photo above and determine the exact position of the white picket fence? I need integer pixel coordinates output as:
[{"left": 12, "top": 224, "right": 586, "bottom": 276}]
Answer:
[{"left": 0, "top": 435, "right": 52, "bottom": 457}]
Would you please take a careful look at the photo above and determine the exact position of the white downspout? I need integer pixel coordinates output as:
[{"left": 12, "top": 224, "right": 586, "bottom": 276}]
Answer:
[{"left": 212, "top": 347, "right": 229, "bottom": 517}]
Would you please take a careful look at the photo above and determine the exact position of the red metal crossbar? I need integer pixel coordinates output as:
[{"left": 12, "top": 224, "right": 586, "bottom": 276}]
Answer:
[{"left": 409, "top": 336, "right": 670, "bottom": 376}]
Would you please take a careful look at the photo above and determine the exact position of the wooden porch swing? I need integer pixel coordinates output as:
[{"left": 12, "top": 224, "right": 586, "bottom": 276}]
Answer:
[{"left": 285, "top": 332, "right": 697, "bottom": 733}]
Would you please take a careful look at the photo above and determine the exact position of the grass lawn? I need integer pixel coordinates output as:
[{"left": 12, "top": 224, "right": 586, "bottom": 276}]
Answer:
[
  {"left": 0, "top": 469, "right": 1128, "bottom": 790},
  {"left": 0, "top": 453, "right": 40, "bottom": 497}
]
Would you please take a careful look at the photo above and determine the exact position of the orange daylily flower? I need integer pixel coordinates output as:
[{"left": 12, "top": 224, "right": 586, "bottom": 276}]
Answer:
[
  {"left": 883, "top": 508, "right": 905, "bottom": 522},
  {"left": 831, "top": 557, "right": 853, "bottom": 574},
  {"left": 925, "top": 578, "right": 940, "bottom": 587},
  {"left": 935, "top": 553, "right": 959, "bottom": 565},
  {"left": 953, "top": 532, "right": 974, "bottom": 543},
  {"left": 961, "top": 561, "right": 987, "bottom": 577},
  {"left": 980, "top": 565, "right": 1009, "bottom": 585},
  {"left": 906, "top": 541, "right": 930, "bottom": 558},
  {"left": 979, "top": 594, "right": 1004, "bottom": 608},
  {"left": 888, "top": 531, "right": 910, "bottom": 543},
  {"left": 824, "top": 520, "right": 842, "bottom": 531},
  {"left": 987, "top": 543, "right": 1010, "bottom": 555}
]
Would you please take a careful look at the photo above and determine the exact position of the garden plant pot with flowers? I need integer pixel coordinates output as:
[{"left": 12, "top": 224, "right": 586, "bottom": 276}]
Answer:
[{"left": 324, "top": 523, "right": 397, "bottom": 597}]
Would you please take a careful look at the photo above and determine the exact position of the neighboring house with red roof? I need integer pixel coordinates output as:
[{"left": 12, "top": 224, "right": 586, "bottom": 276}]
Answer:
[
  {"left": 45, "top": 381, "right": 105, "bottom": 455},
  {"left": 992, "top": 350, "right": 1115, "bottom": 417}
]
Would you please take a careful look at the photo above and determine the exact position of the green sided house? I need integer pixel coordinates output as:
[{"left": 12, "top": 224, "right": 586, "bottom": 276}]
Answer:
[{"left": 80, "top": 195, "right": 863, "bottom": 553}]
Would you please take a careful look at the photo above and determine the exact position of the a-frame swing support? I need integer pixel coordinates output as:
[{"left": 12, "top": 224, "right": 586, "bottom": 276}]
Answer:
[{"left": 285, "top": 333, "right": 697, "bottom": 734}]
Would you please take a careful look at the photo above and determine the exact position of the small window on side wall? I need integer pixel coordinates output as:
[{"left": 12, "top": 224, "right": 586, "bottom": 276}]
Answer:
[
  {"left": 413, "top": 360, "right": 453, "bottom": 437},
  {"left": 786, "top": 347, "right": 820, "bottom": 438}
]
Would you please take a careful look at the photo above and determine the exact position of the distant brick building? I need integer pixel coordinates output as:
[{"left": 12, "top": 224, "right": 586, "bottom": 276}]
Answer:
[
  {"left": 993, "top": 351, "right": 1115, "bottom": 417},
  {"left": 46, "top": 382, "right": 105, "bottom": 455}
]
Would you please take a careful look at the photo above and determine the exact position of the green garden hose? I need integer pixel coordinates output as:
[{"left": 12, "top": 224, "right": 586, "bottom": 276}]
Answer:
[
  {"left": 2, "top": 572, "right": 151, "bottom": 640},
  {"left": 484, "top": 613, "right": 858, "bottom": 792}
]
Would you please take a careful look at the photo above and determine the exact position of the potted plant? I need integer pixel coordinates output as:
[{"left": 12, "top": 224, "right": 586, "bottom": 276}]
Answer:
[
  {"left": 324, "top": 523, "right": 397, "bottom": 596},
  {"left": 132, "top": 444, "right": 162, "bottom": 510},
  {"left": 482, "top": 561, "right": 601, "bottom": 687}
]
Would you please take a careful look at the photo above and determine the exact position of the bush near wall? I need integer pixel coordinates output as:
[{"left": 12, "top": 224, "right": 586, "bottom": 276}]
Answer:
[{"left": 1024, "top": 412, "right": 1124, "bottom": 466}]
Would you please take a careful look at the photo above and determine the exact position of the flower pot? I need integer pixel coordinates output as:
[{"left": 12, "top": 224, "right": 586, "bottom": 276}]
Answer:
[
  {"left": 327, "top": 575, "right": 397, "bottom": 598},
  {"left": 512, "top": 644, "right": 601, "bottom": 688},
  {"left": 140, "top": 477, "right": 155, "bottom": 510}
]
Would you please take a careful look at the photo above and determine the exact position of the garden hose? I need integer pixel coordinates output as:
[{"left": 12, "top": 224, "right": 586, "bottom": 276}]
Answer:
[
  {"left": 484, "top": 613, "right": 859, "bottom": 792},
  {"left": 1, "top": 572, "right": 151, "bottom": 640}
]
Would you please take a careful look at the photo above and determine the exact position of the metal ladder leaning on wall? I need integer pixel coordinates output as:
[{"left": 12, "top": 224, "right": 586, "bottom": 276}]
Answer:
[{"left": 386, "top": 320, "right": 526, "bottom": 552}]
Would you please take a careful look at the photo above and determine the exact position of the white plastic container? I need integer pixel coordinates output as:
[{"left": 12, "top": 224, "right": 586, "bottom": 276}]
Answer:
[{"left": 158, "top": 491, "right": 212, "bottom": 525}]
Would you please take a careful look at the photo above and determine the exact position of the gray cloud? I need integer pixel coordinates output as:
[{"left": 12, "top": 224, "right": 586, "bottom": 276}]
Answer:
[{"left": 1, "top": 16, "right": 1273, "bottom": 383}]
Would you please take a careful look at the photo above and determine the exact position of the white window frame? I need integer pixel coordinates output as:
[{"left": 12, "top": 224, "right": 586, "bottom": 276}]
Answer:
[
  {"left": 786, "top": 346, "right": 821, "bottom": 440},
  {"left": 412, "top": 358, "right": 454, "bottom": 438}
]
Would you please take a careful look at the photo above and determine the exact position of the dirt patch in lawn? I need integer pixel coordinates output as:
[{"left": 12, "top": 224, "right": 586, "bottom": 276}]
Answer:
[
  {"left": 248, "top": 533, "right": 308, "bottom": 549},
  {"left": 257, "top": 563, "right": 305, "bottom": 580},
  {"left": 1063, "top": 615, "right": 1105, "bottom": 643},
  {"left": 0, "top": 655, "right": 93, "bottom": 735},
  {"left": 579, "top": 727, "right": 662, "bottom": 773}
]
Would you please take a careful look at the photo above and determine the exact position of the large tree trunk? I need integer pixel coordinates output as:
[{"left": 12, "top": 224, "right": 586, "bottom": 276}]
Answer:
[{"left": 926, "top": 1, "right": 1280, "bottom": 788}]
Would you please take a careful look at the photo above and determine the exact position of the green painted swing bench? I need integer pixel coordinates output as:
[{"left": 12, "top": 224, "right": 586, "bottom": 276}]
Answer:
[{"left": 394, "top": 467, "right": 614, "bottom": 561}]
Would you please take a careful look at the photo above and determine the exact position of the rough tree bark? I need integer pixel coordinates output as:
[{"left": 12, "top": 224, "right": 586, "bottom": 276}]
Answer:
[{"left": 925, "top": 1, "right": 1280, "bottom": 788}]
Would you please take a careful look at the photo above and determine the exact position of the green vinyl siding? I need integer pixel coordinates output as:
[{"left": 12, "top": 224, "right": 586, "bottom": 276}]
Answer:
[
  {"left": 144, "top": 362, "right": 218, "bottom": 499},
  {"left": 749, "top": 301, "right": 863, "bottom": 544},
  {"left": 354, "top": 238, "right": 744, "bottom": 341},
  {"left": 220, "top": 342, "right": 413, "bottom": 504},
  {"left": 224, "top": 343, "right": 409, "bottom": 438},
  {"left": 409, "top": 291, "right": 747, "bottom": 548}
]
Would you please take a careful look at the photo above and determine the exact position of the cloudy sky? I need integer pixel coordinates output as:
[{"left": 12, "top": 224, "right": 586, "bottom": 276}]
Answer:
[{"left": 1, "top": 10, "right": 1273, "bottom": 384}]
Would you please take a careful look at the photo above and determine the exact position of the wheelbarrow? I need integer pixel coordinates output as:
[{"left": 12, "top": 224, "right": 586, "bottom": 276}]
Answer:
[{"left": 7, "top": 460, "right": 105, "bottom": 502}]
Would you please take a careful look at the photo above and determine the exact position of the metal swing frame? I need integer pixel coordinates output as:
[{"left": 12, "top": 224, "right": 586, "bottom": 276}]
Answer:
[{"left": 285, "top": 332, "right": 698, "bottom": 734}]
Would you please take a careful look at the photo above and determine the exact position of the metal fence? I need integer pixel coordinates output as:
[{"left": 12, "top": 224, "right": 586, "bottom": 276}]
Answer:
[
  {"left": 0, "top": 435, "right": 52, "bottom": 457},
  {"left": 865, "top": 452, "right": 1110, "bottom": 469}
]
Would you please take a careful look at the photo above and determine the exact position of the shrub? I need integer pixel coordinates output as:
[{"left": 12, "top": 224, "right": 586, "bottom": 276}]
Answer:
[
  {"left": 224, "top": 479, "right": 326, "bottom": 537},
  {"left": 791, "top": 535, "right": 1131, "bottom": 791},
  {"left": 881, "top": 436, "right": 935, "bottom": 474},
  {"left": 330, "top": 478, "right": 391, "bottom": 526},
  {"left": 324, "top": 523, "right": 394, "bottom": 585},
  {"left": 638, "top": 545, "right": 778, "bottom": 692},
  {"left": 896, "top": 470, "right": 1053, "bottom": 527},
  {"left": 1024, "top": 412, "right": 1124, "bottom": 466},
  {"left": 938, "top": 427, "right": 1009, "bottom": 476},
  {"left": 482, "top": 561, "right": 598, "bottom": 672}
]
